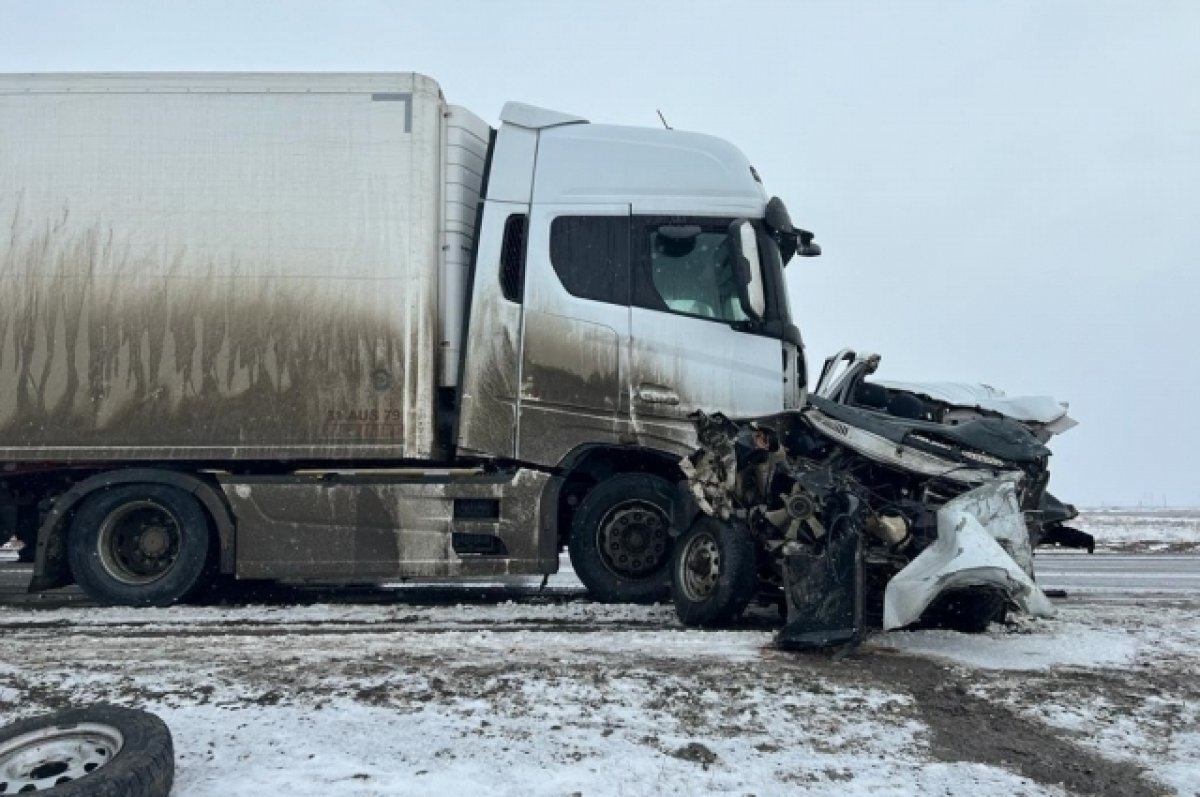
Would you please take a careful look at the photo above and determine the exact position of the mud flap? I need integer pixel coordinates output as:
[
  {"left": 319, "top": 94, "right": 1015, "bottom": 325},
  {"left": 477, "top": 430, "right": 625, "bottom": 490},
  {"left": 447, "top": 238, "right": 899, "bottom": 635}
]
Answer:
[{"left": 775, "top": 517, "right": 865, "bottom": 651}]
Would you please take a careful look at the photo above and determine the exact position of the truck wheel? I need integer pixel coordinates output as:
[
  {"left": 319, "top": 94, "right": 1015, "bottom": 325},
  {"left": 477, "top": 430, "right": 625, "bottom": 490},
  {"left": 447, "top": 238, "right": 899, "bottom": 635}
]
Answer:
[
  {"left": 671, "top": 516, "right": 758, "bottom": 627},
  {"left": 568, "top": 473, "right": 676, "bottom": 603},
  {"left": 67, "top": 484, "right": 210, "bottom": 607},
  {"left": 0, "top": 705, "right": 173, "bottom": 796}
]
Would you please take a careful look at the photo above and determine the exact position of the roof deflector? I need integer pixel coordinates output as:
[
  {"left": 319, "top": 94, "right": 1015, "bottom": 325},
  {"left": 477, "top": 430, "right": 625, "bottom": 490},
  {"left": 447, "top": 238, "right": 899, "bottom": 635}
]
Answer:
[{"left": 499, "top": 102, "right": 588, "bottom": 130}]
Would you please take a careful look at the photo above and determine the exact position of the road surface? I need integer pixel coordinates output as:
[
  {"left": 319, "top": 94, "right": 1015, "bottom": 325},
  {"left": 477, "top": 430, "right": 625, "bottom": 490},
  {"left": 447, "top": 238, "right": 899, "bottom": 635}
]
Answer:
[
  {"left": 2, "top": 552, "right": 1198, "bottom": 607},
  {"left": 1036, "top": 551, "right": 1200, "bottom": 595}
]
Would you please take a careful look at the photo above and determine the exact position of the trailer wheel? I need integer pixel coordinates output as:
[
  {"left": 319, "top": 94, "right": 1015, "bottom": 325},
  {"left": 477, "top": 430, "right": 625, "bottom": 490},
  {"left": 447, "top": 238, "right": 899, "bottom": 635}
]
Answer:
[
  {"left": 671, "top": 516, "right": 758, "bottom": 627},
  {"left": 0, "top": 705, "right": 173, "bottom": 796},
  {"left": 568, "top": 473, "right": 675, "bottom": 603},
  {"left": 67, "top": 484, "right": 210, "bottom": 607}
]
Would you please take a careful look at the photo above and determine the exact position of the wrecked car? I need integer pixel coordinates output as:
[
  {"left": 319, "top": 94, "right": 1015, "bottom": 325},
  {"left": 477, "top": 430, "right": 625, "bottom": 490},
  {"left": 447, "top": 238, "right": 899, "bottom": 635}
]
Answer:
[
  {"left": 673, "top": 353, "right": 1074, "bottom": 648},
  {"left": 813, "top": 349, "right": 1093, "bottom": 552}
]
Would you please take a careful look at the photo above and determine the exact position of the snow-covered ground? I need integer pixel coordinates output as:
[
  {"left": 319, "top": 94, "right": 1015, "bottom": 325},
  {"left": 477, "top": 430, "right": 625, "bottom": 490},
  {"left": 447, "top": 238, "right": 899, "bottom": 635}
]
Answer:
[
  {"left": 1, "top": 513, "right": 1198, "bottom": 794},
  {"left": 2, "top": 593, "right": 1197, "bottom": 796},
  {"left": 1079, "top": 508, "right": 1200, "bottom": 552}
]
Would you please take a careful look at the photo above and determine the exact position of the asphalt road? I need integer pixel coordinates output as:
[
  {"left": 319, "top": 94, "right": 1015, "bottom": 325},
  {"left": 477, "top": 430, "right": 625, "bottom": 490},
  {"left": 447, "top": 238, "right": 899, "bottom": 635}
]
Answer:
[
  {"left": 2, "top": 552, "right": 1199, "bottom": 608},
  {"left": 1035, "top": 551, "right": 1200, "bottom": 595}
]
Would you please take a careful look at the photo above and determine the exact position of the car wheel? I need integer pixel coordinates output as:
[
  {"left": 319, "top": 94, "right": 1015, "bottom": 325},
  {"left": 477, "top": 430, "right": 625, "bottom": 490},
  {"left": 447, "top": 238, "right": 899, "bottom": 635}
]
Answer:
[
  {"left": 671, "top": 516, "right": 758, "bottom": 627},
  {"left": 0, "top": 705, "right": 173, "bottom": 796}
]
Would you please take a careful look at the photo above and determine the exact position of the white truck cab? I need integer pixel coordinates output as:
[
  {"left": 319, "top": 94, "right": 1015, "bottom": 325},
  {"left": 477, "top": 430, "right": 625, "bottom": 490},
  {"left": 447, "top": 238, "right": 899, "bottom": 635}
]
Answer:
[
  {"left": 448, "top": 101, "right": 816, "bottom": 601},
  {"left": 458, "top": 102, "right": 807, "bottom": 468}
]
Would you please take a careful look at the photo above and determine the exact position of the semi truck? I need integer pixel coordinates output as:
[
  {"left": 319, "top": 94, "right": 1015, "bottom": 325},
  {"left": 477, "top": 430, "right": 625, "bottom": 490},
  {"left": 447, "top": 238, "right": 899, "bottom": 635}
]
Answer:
[{"left": 0, "top": 72, "right": 818, "bottom": 607}]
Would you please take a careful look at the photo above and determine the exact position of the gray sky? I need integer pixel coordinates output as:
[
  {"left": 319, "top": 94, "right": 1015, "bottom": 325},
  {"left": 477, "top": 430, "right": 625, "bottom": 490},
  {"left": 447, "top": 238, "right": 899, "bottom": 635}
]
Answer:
[{"left": 3, "top": 0, "right": 1196, "bottom": 506}]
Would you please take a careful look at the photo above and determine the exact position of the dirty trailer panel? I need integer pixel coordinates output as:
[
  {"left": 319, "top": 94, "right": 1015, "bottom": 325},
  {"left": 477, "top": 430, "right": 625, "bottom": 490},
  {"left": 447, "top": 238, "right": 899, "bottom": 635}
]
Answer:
[{"left": 0, "top": 73, "right": 467, "bottom": 461}]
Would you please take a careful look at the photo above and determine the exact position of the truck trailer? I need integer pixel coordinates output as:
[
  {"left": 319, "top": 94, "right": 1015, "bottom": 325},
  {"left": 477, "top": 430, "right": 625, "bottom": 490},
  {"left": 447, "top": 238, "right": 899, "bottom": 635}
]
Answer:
[{"left": 0, "top": 72, "right": 816, "bottom": 606}]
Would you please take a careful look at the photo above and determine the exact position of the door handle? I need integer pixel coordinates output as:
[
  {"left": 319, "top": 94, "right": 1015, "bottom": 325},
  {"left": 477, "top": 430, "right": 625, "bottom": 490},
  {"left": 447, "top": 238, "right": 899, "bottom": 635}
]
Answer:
[{"left": 636, "top": 384, "right": 680, "bottom": 405}]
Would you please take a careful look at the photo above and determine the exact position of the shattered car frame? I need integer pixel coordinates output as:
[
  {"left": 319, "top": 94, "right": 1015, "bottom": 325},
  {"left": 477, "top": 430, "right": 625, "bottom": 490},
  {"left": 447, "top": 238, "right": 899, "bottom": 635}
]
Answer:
[
  {"left": 673, "top": 353, "right": 1071, "bottom": 649},
  {"left": 815, "top": 349, "right": 1093, "bottom": 551}
]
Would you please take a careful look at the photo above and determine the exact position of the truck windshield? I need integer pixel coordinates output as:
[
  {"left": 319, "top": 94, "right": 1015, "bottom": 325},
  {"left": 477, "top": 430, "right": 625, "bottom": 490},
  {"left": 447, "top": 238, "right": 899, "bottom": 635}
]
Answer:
[
  {"left": 638, "top": 217, "right": 792, "bottom": 333},
  {"left": 649, "top": 226, "right": 751, "bottom": 323}
]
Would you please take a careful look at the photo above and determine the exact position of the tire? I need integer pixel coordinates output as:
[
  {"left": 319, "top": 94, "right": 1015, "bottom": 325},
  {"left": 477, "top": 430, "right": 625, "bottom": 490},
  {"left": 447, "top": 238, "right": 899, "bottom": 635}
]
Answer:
[
  {"left": 0, "top": 705, "right": 173, "bottom": 796},
  {"left": 67, "top": 484, "right": 211, "bottom": 607},
  {"left": 567, "top": 473, "right": 677, "bottom": 603},
  {"left": 919, "top": 587, "right": 1008, "bottom": 633},
  {"left": 671, "top": 516, "right": 758, "bottom": 627}
]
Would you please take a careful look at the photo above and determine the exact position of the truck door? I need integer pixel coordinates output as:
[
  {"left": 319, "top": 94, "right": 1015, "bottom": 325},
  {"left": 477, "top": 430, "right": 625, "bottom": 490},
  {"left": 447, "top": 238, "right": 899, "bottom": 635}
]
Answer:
[
  {"left": 627, "top": 215, "right": 784, "bottom": 449},
  {"left": 515, "top": 203, "right": 632, "bottom": 465}
]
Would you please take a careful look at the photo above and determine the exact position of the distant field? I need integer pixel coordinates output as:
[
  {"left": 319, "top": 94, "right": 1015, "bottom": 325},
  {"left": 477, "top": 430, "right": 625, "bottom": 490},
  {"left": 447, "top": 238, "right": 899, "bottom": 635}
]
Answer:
[{"left": 1077, "top": 508, "right": 1200, "bottom": 552}]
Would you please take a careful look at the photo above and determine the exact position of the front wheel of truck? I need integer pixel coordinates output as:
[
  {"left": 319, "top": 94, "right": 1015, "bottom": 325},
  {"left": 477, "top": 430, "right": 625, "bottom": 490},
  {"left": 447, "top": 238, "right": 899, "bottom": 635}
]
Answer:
[
  {"left": 568, "top": 473, "right": 675, "bottom": 603},
  {"left": 67, "top": 484, "right": 211, "bottom": 607}
]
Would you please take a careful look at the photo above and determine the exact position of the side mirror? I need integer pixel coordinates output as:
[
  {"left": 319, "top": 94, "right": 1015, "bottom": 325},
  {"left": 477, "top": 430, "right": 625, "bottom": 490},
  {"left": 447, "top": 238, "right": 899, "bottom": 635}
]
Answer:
[
  {"left": 765, "top": 197, "right": 794, "bottom": 235},
  {"left": 728, "top": 219, "right": 766, "bottom": 321},
  {"left": 797, "top": 228, "right": 821, "bottom": 258}
]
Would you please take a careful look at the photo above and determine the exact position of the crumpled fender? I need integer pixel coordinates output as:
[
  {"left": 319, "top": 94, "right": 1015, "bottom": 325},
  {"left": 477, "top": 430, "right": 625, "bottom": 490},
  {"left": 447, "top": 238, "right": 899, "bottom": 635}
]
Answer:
[{"left": 883, "top": 481, "right": 1054, "bottom": 630}]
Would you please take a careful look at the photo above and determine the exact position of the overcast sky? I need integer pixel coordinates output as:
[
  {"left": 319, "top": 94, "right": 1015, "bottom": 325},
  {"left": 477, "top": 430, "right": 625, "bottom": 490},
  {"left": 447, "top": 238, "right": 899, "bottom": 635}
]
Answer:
[{"left": 2, "top": 0, "right": 1196, "bottom": 506}]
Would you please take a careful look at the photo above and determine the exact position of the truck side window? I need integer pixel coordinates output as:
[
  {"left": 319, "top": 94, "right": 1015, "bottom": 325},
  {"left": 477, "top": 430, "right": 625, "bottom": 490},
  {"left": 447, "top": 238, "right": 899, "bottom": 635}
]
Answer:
[
  {"left": 632, "top": 217, "right": 749, "bottom": 323},
  {"left": 500, "top": 214, "right": 528, "bottom": 303},
  {"left": 549, "top": 216, "right": 630, "bottom": 305}
]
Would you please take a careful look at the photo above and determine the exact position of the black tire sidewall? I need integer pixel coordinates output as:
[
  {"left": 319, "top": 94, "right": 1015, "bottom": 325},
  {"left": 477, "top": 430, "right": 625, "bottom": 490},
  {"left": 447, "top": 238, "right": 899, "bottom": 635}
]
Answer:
[
  {"left": 671, "top": 516, "right": 758, "bottom": 627},
  {"left": 0, "top": 705, "right": 173, "bottom": 797},
  {"left": 919, "top": 588, "right": 1008, "bottom": 632},
  {"left": 567, "top": 473, "right": 677, "bottom": 603},
  {"left": 68, "top": 484, "right": 210, "bottom": 607}
]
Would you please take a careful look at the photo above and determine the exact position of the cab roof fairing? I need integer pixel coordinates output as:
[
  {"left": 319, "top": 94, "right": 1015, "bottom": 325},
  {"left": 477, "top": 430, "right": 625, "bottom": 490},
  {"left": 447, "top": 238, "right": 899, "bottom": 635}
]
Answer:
[{"left": 521, "top": 115, "right": 769, "bottom": 217}]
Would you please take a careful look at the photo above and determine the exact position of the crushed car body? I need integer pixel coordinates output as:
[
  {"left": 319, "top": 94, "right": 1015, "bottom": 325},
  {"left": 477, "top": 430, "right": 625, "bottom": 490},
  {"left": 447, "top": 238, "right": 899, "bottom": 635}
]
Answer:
[
  {"left": 672, "top": 351, "right": 1072, "bottom": 649},
  {"left": 883, "top": 481, "right": 1054, "bottom": 630},
  {"left": 814, "top": 349, "right": 1093, "bottom": 552}
]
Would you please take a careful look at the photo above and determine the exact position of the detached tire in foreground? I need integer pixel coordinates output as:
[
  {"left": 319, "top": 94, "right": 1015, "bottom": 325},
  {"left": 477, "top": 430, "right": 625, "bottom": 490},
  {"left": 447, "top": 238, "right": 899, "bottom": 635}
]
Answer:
[
  {"left": 0, "top": 705, "right": 173, "bottom": 796},
  {"left": 568, "top": 473, "right": 677, "bottom": 603},
  {"left": 67, "top": 484, "right": 211, "bottom": 607},
  {"left": 671, "top": 516, "right": 758, "bottom": 627}
]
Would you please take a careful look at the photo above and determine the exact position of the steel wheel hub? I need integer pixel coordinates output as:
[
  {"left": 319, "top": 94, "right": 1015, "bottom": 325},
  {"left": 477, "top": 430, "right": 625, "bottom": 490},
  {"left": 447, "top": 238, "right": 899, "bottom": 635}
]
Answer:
[
  {"left": 0, "top": 723, "right": 123, "bottom": 793},
  {"left": 599, "top": 503, "right": 669, "bottom": 577},
  {"left": 680, "top": 531, "right": 721, "bottom": 601},
  {"left": 97, "top": 500, "right": 182, "bottom": 585}
]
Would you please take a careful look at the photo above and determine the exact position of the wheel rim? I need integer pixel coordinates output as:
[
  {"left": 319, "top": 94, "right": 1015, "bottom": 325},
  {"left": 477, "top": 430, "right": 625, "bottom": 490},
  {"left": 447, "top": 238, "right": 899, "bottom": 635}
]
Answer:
[
  {"left": 96, "top": 500, "right": 183, "bottom": 585},
  {"left": 0, "top": 722, "right": 123, "bottom": 793},
  {"left": 679, "top": 529, "right": 721, "bottom": 602},
  {"left": 596, "top": 500, "right": 670, "bottom": 579}
]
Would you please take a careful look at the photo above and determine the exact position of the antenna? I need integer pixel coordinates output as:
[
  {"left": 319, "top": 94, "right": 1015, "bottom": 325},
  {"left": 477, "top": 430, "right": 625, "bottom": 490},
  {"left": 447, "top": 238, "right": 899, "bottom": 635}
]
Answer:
[{"left": 656, "top": 109, "right": 672, "bottom": 130}]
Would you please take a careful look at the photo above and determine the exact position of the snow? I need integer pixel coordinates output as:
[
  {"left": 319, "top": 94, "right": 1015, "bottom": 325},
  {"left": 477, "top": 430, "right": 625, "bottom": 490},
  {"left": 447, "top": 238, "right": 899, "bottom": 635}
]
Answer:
[
  {"left": 1080, "top": 508, "right": 1200, "bottom": 551},
  {"left": 883, "top": 600, "right": 1200, "bottom": 796},
  {"left": 2, "top": 592, "right": 1197, "bottom": 795},
  {"left": 0, "top": 596, "right": 1094, "bottom": 796},
  {"left": 3, "top": 532, "right": 1199, "bottom": 794},
  {"left": 875, "top": 623, "right": 1140, "bottom": 671}
]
